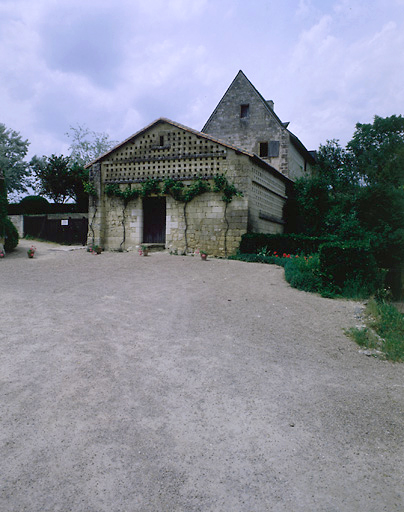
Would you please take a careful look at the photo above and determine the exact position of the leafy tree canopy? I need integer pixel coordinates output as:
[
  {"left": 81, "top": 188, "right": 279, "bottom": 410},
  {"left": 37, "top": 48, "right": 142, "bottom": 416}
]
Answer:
[
  {"left": 66, "top": 124, "right": 117, "bottom": 167},
  {"left": 31, "top": 154, "right": 88, "bottom": 205},
  {"left": 292, "top": 115, "right": 404, "bottom": 267},
  {"left": 347, "top": 114, "right": 404, "bottom": 187},
  {"left": 0, "top": 123, "right": 30, "bottom": 195}
]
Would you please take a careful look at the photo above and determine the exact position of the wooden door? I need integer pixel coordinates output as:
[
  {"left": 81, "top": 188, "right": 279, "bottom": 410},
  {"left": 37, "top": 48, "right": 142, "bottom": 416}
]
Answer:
[{"left": 143, "top": 197, "right": 166, "bottom": 243}]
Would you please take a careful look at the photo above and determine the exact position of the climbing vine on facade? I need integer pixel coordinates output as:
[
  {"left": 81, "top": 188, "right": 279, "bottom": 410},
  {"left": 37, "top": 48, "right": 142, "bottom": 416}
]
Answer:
[{"left": 101, "top": 175, "right": 242, "bottom": 252}]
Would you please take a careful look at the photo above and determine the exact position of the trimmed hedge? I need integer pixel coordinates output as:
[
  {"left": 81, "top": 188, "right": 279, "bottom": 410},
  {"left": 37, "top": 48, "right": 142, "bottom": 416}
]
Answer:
[
  {"left": 239, "top": 233, "right": 335, "bottom": 255},
  {"left": 319, "top": 241, "right": 383, "bottom": 295},
  {"left": 8, "top": 201, "right": 86, "bottom": 215},
  {"left": 233, "top": 234, "right": 387, "bottom": 299},
  {"left": 19, "top": 195, "right": 50, "bottom": 214}
]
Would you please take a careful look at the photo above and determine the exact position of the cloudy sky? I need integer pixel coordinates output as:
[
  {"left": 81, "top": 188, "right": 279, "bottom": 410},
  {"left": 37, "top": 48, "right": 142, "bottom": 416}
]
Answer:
[{"left": 1, "top": 0, "right": 403, "bottom": 160}]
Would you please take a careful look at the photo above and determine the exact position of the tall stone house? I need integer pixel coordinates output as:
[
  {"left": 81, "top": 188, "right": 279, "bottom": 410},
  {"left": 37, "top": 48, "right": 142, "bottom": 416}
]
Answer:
[
  {"left": 203, "top": 70, "right": 315, "bottom": 180},
  {"left": 86, "top": 71, "right": 315, "bottom": 256}
]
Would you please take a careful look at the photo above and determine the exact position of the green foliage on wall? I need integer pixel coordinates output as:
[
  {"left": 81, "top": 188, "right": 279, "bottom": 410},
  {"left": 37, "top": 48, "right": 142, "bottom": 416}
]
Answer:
[
  {"left": 102, "top": 175, "right": 243, "bottom": 253},
  {"left": 105, "top": 175, "right": 242, "bottom": 205}
]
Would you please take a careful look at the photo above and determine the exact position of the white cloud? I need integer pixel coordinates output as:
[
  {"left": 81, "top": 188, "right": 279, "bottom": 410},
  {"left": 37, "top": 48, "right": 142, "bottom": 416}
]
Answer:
[
  {"left": 282, "top": 5, "right": 404, "bottom": 147},
  {"left": 1, "top": 0, "right": 404, "bottom": 161},
  {"left": 136, "top": 0, "right": 208, "bottom": 20}
]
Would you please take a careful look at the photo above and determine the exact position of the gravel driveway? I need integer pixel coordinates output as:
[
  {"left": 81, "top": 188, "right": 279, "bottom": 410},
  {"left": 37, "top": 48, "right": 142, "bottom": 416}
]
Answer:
[{"left": 1, "top": 239, "right": 404, "bottom": 511}]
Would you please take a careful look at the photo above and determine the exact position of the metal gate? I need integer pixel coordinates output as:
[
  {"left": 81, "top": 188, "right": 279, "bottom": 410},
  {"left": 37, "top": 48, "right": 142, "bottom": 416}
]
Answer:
[{"left": 24, "top": 216, "right": 88, "bottom": 245}]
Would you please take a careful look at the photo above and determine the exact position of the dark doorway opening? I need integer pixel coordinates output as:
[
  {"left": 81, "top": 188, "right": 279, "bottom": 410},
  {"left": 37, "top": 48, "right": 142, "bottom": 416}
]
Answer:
[{"left": 143, "top": 197, "right": 166, "bottom": 243}]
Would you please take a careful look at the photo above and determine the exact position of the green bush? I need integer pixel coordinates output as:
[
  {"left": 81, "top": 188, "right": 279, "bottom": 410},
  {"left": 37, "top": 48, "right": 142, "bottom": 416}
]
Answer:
[
  {"left": 284, "top": 254, "right": 322, "bottom": 293},
  {"left": 4, "top": 217, "right": 19, "bottom": 252},
  {"left": 319, "top": 241, "right": 383, "bottom": 297},
  {"left": 229, "top": 250, "right": 295, "bottom": 267},
  {"left": 19, "top": 195, "right": 50, "bottom": 214},
  {"left": 239, "top": 233, "right": 334, "bottom": 255}
]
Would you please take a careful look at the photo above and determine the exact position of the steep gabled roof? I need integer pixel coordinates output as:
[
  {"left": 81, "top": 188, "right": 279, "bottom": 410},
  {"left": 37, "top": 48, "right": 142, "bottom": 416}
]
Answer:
[
  {"left": 202, "top": 70, "right": 285, "bottom": 132},
  {"left": 85, "top": 117, "right": 293, "bottom": 183},
  {"left": 202, "top": 70, "right": 315, "bottom": 163}
]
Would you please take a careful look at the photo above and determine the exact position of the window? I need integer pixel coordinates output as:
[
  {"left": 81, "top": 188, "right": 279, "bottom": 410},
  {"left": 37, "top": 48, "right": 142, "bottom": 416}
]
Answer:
[
  {"left": 159, "top": 135, "right": 164, "bottom": 146},
  {"left": 259, "top": 142, "right": 269, "bottom": 157},
  {"left": 240, "top": 104, "right": 249, "bottom": 118},
  {"left": 259, "top": 141, "right": 280, "bottom": 158}
]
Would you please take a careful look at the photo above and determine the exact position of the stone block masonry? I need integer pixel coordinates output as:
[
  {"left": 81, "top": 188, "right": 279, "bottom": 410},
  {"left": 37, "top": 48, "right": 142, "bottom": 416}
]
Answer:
[{"left": 86, "top": 118, "right": 290, "bottom": 257}]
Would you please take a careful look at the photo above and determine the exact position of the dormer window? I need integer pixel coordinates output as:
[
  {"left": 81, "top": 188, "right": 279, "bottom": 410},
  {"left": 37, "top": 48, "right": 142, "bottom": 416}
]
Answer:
[{"left": 240, "top": 104, "right": 249, "bottom": 118}]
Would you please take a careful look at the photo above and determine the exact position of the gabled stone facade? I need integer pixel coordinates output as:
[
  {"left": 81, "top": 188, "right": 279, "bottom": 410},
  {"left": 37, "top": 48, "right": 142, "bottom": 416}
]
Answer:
[
  {"left": 86, "top": 119, "right": 292, "bottom": 256},
  {"left": 86, "top": 72, "right": 315, "bottom": 256},
  {"left": 202, "top": 70, "right": 315, "bottom": 180}
]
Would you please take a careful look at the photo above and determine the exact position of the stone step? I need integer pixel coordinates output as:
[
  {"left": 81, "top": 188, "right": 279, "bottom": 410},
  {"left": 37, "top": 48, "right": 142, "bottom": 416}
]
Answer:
[{"left": 140, "top": 243, "right": 166, "bottom": 252}]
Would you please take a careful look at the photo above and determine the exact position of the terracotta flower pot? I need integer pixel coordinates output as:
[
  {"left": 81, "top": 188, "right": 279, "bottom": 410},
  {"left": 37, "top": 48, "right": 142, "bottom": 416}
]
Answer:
[{"left": 201, "top": 253, "right": 207, "bottom": 260}]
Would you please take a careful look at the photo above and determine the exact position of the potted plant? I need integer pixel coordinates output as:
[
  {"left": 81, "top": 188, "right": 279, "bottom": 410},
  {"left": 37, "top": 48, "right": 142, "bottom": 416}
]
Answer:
[
  {"left": 200, "top": 251, "right": 207, "bottom": 260},
  {"left": 27, "top": 245, "right": 36, "bottom": 258},
  {"left": 140, "top": 244, "right": 149, "bottom": 256},
  {"left": 88, "top": 245, "right": 102, "bottom": 254}
]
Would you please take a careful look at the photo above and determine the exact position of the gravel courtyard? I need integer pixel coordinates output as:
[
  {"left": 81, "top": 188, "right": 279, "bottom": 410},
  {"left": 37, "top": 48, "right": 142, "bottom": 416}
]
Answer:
[{"left": 1, "top": 239, "right": 404, "bottom": 512}]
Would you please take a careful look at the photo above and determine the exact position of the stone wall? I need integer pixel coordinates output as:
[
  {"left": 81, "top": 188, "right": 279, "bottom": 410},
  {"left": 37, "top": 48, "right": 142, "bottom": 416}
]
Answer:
[
  {"left": 8, "top": 214, "right": 24, "bottom": 237},
  {"left": 248, "top": 165, "right": 287, "bottom": 234},
  {"left": 203, "top": 73, "right": 289, "bottom": 174},
  {"left": 89, "top": 185, "right": 248, "bottom": 257},
  {"left": 166, "top": 192, "right": 248, "bottom": 256},
  {"left": 288, "top": 138, "right": 311, "bottom": 180}
]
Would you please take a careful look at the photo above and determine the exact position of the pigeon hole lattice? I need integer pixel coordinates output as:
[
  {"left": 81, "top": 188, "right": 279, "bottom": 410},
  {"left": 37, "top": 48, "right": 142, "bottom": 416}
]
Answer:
[{"left": 103, "top": 130, "right": 227, "bottom": 184}]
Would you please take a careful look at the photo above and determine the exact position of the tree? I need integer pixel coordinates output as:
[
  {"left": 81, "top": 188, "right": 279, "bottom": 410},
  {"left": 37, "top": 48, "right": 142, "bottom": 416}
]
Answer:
[
  {"left": 0, "top": 169, "right": 8, "bottom": 238},
  {"left": 31, "top": 154, "right": 90, "bottom": 206},
  {"left": 347, "top": 115, "right": 404, "bottom": 187},
  {"left": 292, "top": 139, "right": 361, "bottom": 238},
  {"left": 31, "top": 154, "right": 74, "bottom": 204},
  {"left": 0, "top": 169, "right": 19, "bottom": 252},
  {"left": 292, "top": 115, "right": 404, "bottom": 291},
  {"left": 69, "top": 162, "right": 89, "bottom": 209},
  {"left": 0, "top": 123, "right": 31, "bottom": 196},
  {"left": 66, "top": 124, "right": 117, "bottom": 167}
]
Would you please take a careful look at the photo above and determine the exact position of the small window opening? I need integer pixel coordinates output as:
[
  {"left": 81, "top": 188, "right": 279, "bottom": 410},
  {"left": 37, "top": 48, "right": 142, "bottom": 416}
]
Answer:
[
  {"left": 259, "top": 142, "right": 269, "bottom": 158},
  {"left": 159, "top": 135, "right": 164, "bottom": 146},
  {"left": 240, "top": 104, "right": 249, "bottom": 118}
]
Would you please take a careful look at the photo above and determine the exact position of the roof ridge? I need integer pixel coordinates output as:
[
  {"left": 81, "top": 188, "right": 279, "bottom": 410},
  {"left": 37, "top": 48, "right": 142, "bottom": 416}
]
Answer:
[{"left": 202, "top": 70, "right": 285, "bottom": 132}]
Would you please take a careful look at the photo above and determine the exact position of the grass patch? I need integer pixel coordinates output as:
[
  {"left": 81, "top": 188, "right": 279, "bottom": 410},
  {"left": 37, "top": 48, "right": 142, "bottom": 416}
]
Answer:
[{"left": 347, "top": 299, "right": 404, "bottom": 361}]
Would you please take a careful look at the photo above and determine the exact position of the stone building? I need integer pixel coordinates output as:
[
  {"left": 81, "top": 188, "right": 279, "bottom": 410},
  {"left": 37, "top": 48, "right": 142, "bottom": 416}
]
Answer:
[
  {"left": 203, "top": 70, "right": 316, "bottom": 180},
  {"left": 85, "top": 71, "right": 314, "bottom": 256},
  {"left": 86, "top": 118, "right": 293, "bottom": 256}
]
